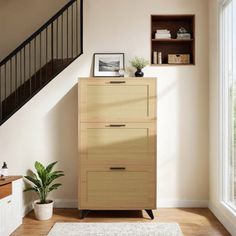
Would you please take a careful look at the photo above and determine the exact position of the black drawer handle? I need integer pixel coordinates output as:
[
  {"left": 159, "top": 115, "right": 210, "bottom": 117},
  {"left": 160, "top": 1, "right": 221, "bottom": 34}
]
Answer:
[
  {"left": 109, "top": 81, "right": 126, "bottom": 84},
  {"left": 106, "top": 124, "right": 126, "bottom": 127},
  {"left": 110, "top": 167, "right": 126, "bottom": 170}
]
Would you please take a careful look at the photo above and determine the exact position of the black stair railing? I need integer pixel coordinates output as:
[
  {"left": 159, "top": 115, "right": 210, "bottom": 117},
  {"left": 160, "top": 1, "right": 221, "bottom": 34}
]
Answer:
[{"left": 0, "top": 0, "right": 83, "bottom": 125}]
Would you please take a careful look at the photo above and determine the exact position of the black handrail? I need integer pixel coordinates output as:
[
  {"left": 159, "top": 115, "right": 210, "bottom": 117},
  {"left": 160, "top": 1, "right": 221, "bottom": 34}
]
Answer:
[
  {"left": 0, "top": 0, "right": 77, "bottom": 67},
  {"left": 0, "top": 0, "right": 83, "bottom": 125}
]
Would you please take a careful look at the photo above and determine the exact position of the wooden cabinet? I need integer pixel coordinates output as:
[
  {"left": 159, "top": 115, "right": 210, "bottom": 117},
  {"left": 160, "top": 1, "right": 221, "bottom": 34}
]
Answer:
[
  {"left": 0, "top": 177, "right": 22, "bottom": 236},
  {"left": 78, "top": 78, "right": 157, "bottom": 219}
]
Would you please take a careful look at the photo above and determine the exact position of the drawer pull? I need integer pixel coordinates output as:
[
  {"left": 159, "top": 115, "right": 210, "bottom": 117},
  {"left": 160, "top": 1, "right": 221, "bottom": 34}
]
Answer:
[
  {"left": 106, "top": 124, "right": 126, "bottom": 127},
  {"left": 109, "top": 81, "right": 126, "bottom": 84},
  {"left": 110, "top": 167, "right": 126, "bottom": 170},
  {"left": 7, "top": 200, "right": 11, "bottom": 204}
]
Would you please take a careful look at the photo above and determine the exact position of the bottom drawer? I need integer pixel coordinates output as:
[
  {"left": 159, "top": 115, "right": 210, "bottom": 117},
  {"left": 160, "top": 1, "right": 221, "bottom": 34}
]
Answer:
[{"left": 79, "top": 167, "right": 156, "bottom": 210}]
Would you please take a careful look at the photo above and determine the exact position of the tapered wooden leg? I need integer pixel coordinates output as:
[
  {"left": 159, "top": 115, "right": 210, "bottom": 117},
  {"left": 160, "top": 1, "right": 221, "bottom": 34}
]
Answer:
[{"left": 145, "top": 209, "right": 154, "bottom": 220}]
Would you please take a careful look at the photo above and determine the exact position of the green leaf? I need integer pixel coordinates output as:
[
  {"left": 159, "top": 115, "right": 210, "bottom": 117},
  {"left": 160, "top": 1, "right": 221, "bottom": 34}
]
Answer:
[
  {"left": 35, "top": 161, "right": 47, "bottom": 186},
  {"left": 49, "top": 183, "right": 62, "bottom": 192},
  {"left": 47, "top": 173, "right": 64, "bottom": 186},
  {"left": 24, "top": 187, "right": 38, "bottom": 192},
  {"left": 45, "top": 161, "right": 57, "bottom": 173},
  {"left": 24, "top": 176, "right": 41, "bottom": 188}
]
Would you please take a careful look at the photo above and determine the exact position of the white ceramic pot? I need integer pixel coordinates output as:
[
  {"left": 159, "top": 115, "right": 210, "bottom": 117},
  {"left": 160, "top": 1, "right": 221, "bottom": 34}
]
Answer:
[{"left": 33, "top": 200, "right": 53, "bottom": 220}]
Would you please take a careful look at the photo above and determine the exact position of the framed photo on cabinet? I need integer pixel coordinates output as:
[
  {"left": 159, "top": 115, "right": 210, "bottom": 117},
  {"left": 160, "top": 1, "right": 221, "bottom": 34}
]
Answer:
[{"left": 93, "top": 53, "right": 125, "bottom": 77}]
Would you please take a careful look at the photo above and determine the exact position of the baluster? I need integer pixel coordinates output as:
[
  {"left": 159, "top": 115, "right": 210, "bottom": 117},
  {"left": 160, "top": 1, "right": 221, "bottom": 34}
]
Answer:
[
  {"left": 29, "top": 42, "right": 32, "bottom": 96},
  {"left": 34, "top": 38, "right": 36, "bottom": 91},
  {"left": 51, "top": 23, "right": 54, "bottom": 76},
  {"left": 56, "top": 18, "right": 59, "bottom": 59},
  {"left": 23, "top": 47, "right": 27, "bottom": 99},
  {"left": 4, "top": 64, "right": 6, "bottom": 116},
  {"left": 71, "top": 4, "right": 73, "bottom": 58},
  {"left": 67, "top": 9, "right": 69, "bottom": 60},
  {"left": 80, "top": 0, "right": 83, "bottom": 54},
  {"left": 10, "top": 59, "right": 12, "bottom": 95},
  {"left": 40, "top": 33, "right": 42, "bottom": 86},
  {"left": 62, "top": 14, "right": 64, "bottom": 59},
  {"left": 46, "top": 27, "right": 48, "bottom": 82},
  {"left": 76, "top": 0, "right": 78, "bottom": 55},
  {"left": 15, "top": 55, "right": 17, "bottom": 107}
]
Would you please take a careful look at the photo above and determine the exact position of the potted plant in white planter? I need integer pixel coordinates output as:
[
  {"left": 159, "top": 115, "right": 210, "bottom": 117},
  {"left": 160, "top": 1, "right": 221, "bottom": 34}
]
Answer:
[{"left": 24, "top": 161, "right": 64, "bottom": 220}]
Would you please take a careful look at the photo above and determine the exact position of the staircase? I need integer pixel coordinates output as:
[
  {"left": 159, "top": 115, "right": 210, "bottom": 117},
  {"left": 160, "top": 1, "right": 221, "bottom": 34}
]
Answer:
[{"left": 0, "top": 0, "right": 83, "bottom": 125}]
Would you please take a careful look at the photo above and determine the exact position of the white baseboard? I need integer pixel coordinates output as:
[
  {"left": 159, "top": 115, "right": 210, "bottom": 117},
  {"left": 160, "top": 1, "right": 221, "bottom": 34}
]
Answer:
[
  {"left": 54, "top": 199, "right": 78, "bottom": 208},
  {"left": 51, "top": 199, "right": 209, "bottom": 209},
  {"left": 22, "top": 202, "right": 33, "bottom": 217},
  {"left": 157, "top": 199, "right": 209, "bottom": 208},
  {"left": 209, "top": 201, "right": 236, "bottom": 235}
]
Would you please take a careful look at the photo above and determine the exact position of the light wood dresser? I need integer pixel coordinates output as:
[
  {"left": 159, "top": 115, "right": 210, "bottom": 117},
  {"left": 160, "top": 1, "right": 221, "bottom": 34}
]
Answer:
[{"left": 78, "top": 77, "right": 157, "bottom": 219}]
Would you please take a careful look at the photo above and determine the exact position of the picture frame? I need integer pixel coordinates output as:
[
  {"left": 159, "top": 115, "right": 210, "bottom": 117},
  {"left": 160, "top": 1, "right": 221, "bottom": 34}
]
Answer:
[{"left": 93, "top": 53, "right": 125, "bottom": 77}]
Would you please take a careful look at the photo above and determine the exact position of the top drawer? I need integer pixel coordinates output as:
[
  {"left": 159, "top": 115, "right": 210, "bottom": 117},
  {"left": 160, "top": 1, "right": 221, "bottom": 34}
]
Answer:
[
  {"left": 0, "top": 183, "right": 12, "bottom": 200},
  {"left": 78, "top": 78, "right": 156, "bottom": 122}
]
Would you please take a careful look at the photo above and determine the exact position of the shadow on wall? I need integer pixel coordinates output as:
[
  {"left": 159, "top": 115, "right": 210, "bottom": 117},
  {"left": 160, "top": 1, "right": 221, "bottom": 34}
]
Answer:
[{"left": 43, "top": 84, "right": 78, "bottom": 200}]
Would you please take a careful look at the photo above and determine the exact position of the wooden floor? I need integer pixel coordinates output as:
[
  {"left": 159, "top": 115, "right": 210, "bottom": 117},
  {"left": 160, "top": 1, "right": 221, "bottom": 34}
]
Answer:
[{"left": 12, "top": 208, "right": 230, "bottom": 236}]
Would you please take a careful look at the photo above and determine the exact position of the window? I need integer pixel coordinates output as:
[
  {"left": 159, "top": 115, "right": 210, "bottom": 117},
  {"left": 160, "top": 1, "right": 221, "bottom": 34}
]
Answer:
[{"left": 221, "top": 0, "right": 236, "bottom": 210}]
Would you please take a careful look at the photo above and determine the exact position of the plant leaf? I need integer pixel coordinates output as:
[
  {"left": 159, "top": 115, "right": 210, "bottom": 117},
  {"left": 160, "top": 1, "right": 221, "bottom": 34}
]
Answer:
[
  {"left": 24, "top": 175, "right": 41, "bottom": 188},
  {"left": 49, "top": 183, "right": 62, "bottom": 192},
  {"left": 47, "top": 173, "right": 64, "bottom": 185},
  {"left": 24, "top": 187, "right": 38, "bottom": 192},
  {"left": 35, "top": 161, "right": 46, "bottom": 186},
  {"left": 45, "top": 161, "right": 57, "bottom": 173}
]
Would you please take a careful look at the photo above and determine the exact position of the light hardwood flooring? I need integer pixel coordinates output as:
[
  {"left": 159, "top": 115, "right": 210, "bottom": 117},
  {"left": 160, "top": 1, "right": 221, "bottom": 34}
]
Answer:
[{"left": 12, "top": 208, "right": 230, "bottom": 236}]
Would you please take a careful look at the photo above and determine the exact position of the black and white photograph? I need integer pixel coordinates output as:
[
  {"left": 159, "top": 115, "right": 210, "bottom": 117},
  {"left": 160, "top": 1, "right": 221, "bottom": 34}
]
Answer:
[{"left": 93, "top": 53, "right": 125, "bottom": 77}]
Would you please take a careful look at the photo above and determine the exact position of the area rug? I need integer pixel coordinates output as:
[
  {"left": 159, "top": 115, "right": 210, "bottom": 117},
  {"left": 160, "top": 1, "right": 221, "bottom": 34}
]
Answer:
[{"left": 47, "top": 222, "right": 183, "bottom": 236}]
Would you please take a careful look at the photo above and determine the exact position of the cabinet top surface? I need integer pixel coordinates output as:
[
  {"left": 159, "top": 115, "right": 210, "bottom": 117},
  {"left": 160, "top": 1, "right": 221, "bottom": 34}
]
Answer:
[
  {"left": 78, "top": 77, "right": 157, "bottom": 81},
  {"left": 0, "top": 176, "right": 22, "bottom": 186}
]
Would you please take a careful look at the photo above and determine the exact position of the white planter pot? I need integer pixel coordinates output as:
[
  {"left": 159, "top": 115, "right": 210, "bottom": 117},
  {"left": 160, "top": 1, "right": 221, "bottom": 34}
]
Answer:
[{"left": 33, "top": 200, "right": 53, "bottom": 220}]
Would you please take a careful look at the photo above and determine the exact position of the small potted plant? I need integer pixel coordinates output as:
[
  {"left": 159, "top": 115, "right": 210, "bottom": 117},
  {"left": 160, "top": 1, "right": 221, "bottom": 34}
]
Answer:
[
  {"left": 130, "top": 57, "right": 149, "bottom": 77},
  {"left": 24, "top": 161, "right": 64, "bottom": 220}
]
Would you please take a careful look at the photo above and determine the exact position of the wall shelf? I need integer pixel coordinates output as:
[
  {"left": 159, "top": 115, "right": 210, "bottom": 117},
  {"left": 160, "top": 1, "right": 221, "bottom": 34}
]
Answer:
[{"left": 151, "top": 15, "right": 195, "bottom": 65}]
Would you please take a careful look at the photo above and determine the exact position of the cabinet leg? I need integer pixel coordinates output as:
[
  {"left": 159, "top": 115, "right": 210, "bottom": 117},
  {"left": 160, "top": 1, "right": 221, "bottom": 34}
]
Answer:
[
  {"left": 79, "top": 210, "right": 90, "bottom": 219},
  {"left": 145, "top": 209, "right": 154, "bottom": 220}
]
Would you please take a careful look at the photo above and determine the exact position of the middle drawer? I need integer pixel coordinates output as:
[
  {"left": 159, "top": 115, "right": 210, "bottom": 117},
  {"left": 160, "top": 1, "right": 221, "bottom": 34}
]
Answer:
[{"left": 79, "top": 123, "right": 156, "bottom": 166}]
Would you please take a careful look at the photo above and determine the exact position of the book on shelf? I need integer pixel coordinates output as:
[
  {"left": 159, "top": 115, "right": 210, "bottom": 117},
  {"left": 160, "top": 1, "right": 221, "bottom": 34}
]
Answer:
[{"left": 155, "top": 29, "right": 171, "bottom": 39}]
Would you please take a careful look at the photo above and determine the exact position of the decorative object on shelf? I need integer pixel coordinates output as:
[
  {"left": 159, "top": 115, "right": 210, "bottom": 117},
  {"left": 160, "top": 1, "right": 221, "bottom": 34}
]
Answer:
[
  {"left": 158, "top": 52, "right": 162, "bottom": 64},
  {"left": 155, "top": 29, "right": 171, "bottom": 39},
  {"left": 93, "top": 53, "right": 125, "bottom": 77},
  {"left": 118, "top": 69, "right": 125, "bottom": 77},
  {"left": 1, "top": 162, "right": 8, "bottom": 177},
  {"left": 153, "top": 51, "right": 158, "bottom": 64},
  {"left": 130, "top": 57, "right": 149, "bottom": 77},
  {"left": 168, "top": 54, "right": 190, "bottom": 64},
  {"left": 177, "top": 27, "right": 191, "bottom": 40},
  {"left": 24, "top": 161, "right": 64, "bottom": 221}
]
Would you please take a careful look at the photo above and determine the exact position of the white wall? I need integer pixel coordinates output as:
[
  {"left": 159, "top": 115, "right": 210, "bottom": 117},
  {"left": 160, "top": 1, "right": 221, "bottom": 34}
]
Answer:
[
  {"left": 0, "top": 0, "right": 209, "bottom": 211},
  {"left": 209, "top": 0, "right": 236, "bottom": 234}
]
